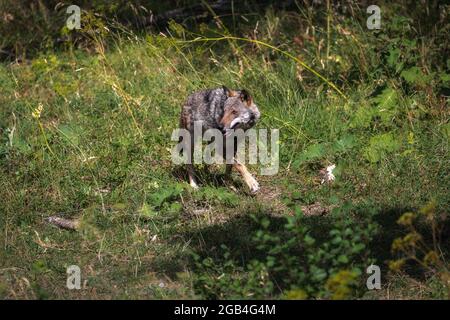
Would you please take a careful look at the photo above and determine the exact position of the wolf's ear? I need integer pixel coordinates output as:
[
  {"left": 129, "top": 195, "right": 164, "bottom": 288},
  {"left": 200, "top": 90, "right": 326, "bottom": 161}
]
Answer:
[
  {"left": 239, "top": 89, "right": 253, "bottom": 106},
  {"left": 223, "top": 86, "right": 237, "bottom": 97}
]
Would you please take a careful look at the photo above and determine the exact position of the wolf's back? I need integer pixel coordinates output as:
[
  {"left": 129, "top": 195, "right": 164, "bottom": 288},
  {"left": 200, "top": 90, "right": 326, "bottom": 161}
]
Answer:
[{"left": 180, "top": 87, "right": 227, "bottom": 131}]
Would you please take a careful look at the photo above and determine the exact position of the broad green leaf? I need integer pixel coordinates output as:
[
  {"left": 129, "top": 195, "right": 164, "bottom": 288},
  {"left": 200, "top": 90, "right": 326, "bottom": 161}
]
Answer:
[
  {"left": 337, "top": 255, "right": 349, "bottom": 264},
  {"left": 139, "top": 202, "right": 158, "bottom": 219},
  {"left": 350, "top": 106, "right": 375, "bottom": 128},
  {"left": 440, "top": 73, "right": 450, "bottom": 85},
  {"left": 401, "top": 67, "right": 429, "bottom": 86},
  {"left": 333, "top": 135, "right": 357, "bottom": 153},
  {"left": 59, "top": 124, "right": 81, "bottom": 146},
  {"left": 363, "top": 132, "right": 401, "bottom": 163},
  {"left": 299, "top": 143, "right": 327, "bottom": 162},
  {"left": 371, "top": 87, "right": 399, "bottom": 124},
  {"left": 387, "top": 47, "right": 403, "bottom": 72}
]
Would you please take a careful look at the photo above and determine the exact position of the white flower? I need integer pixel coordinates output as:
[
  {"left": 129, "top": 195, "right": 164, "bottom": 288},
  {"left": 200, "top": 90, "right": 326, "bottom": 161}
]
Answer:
[{"left": 321, "top": 164, "right": 336, "bottom": 184}]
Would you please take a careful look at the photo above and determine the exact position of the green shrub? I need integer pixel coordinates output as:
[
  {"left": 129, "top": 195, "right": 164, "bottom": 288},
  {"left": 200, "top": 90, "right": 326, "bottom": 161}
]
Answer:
[{"left": 192, "top": 202, "right": 379, "bottom": 299}]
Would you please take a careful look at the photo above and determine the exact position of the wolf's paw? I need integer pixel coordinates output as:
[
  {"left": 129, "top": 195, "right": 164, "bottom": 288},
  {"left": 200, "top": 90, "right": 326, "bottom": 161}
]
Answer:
[
  {"left": 190, "top": 181, "right": 199, "bottom": 189},
  {"left": 248, "top": 177, "right": 260, "bottom": 194}
]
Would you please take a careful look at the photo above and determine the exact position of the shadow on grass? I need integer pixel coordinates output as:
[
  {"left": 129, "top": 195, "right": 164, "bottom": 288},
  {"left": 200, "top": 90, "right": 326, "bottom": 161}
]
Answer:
[
  {"left": 149, "top": 203, "right": 449, "bottom": 287},
  {"left": 177, "top": 206, "right": 415, "bottom": 266},
  {"left": 171, "top": 165, "right": 245, "bottom": 190}
]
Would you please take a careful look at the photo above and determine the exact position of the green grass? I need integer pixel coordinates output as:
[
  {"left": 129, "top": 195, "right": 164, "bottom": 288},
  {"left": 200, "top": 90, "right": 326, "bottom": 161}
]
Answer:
[{"left": 0, "top": 5, "right": 449, "bottom": 299}]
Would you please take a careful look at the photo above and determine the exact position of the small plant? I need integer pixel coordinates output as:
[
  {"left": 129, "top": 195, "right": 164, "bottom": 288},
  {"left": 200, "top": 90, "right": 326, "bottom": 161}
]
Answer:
[
  {"left": 193, "top": 186, "right": 240, "bottom": 208},
  {"left": 138, "top": 183, "right": 184, "bottom": 220},
  {"left": 389, "top": 201, "right": 449, "bottom": 299}
]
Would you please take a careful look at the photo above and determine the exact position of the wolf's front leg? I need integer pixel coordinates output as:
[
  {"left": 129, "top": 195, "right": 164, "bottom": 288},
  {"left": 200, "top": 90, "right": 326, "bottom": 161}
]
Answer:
[
  {"left": 187, "top": 134, "right": 199, "bottom": 189},
  {"left": 187, "top": 163, "right": 199, "bottom": 189},
  {"left": 233, "top": 159, "right": 259, "bottom": 193}
]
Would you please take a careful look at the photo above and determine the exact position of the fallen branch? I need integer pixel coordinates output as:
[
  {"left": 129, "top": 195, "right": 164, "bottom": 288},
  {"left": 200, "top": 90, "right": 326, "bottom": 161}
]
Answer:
[
  {"left": 145, "top": 0, "right": 232, "bottom": 26},
  {"left": 145, "top": 0, "right": 296, "bottom": 27},
  {"left": 46, "top": 216, "right": 79, "bottom": 231}
]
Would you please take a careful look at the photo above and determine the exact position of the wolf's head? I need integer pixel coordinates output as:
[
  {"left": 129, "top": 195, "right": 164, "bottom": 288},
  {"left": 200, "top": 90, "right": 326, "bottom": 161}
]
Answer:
[{"left": 220, "top": 86, "right": 260, "bottom": 135}]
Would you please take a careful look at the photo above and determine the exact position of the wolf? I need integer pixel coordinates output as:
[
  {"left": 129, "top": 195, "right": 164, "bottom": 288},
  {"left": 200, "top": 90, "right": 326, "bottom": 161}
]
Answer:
[{"left": 179, "top": 86, "right": 261, "bottom": 193}]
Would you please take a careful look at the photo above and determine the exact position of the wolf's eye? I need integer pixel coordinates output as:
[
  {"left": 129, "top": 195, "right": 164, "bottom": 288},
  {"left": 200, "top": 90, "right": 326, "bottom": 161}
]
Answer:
[{"left": 232, "top": 110, "right": 238, "bottom": 115}]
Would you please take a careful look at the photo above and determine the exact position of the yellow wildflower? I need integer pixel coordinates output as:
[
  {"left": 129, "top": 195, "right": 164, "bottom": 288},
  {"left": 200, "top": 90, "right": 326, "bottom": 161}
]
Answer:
[
  {"left": 284, "top": 289, "right": 308, "bottom": 300},
  {"left": 419, "top": 200, "right": 436, "bottom": 219},
  {"left": 32, "top": 103, "right": 44, "bottom": 119},
  {"left": 325, "top": 270, "right": 358, "bottom": 300},
  {"left": 388, "top": 259, "right": 405, "bottom": 272},
  {"left": 423, "top": 251, "right": 440, "bottom": 267},
  {"left": 397, "top": 212, "right": 415, "bottom": 226}
]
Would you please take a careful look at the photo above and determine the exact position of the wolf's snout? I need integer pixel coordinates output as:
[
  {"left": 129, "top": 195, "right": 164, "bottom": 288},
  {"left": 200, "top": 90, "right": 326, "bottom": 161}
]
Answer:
[{"left": 229, "top": 117, "right": 242, "bottom": 129}]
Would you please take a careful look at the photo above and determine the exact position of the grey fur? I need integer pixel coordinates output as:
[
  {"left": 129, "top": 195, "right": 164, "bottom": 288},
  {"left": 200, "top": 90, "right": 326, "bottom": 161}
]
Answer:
[
  {"left": 180, "top": 86, "right": 260, "bottom": 132},
  {"left": 179, "top": 86, "right": 261, "bottom": 192}
]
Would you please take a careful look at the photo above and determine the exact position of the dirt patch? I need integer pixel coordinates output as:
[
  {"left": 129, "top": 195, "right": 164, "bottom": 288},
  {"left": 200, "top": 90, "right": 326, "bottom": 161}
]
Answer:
[{"left": 300, "top": 203, "right": 334, "bottom": 217}]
